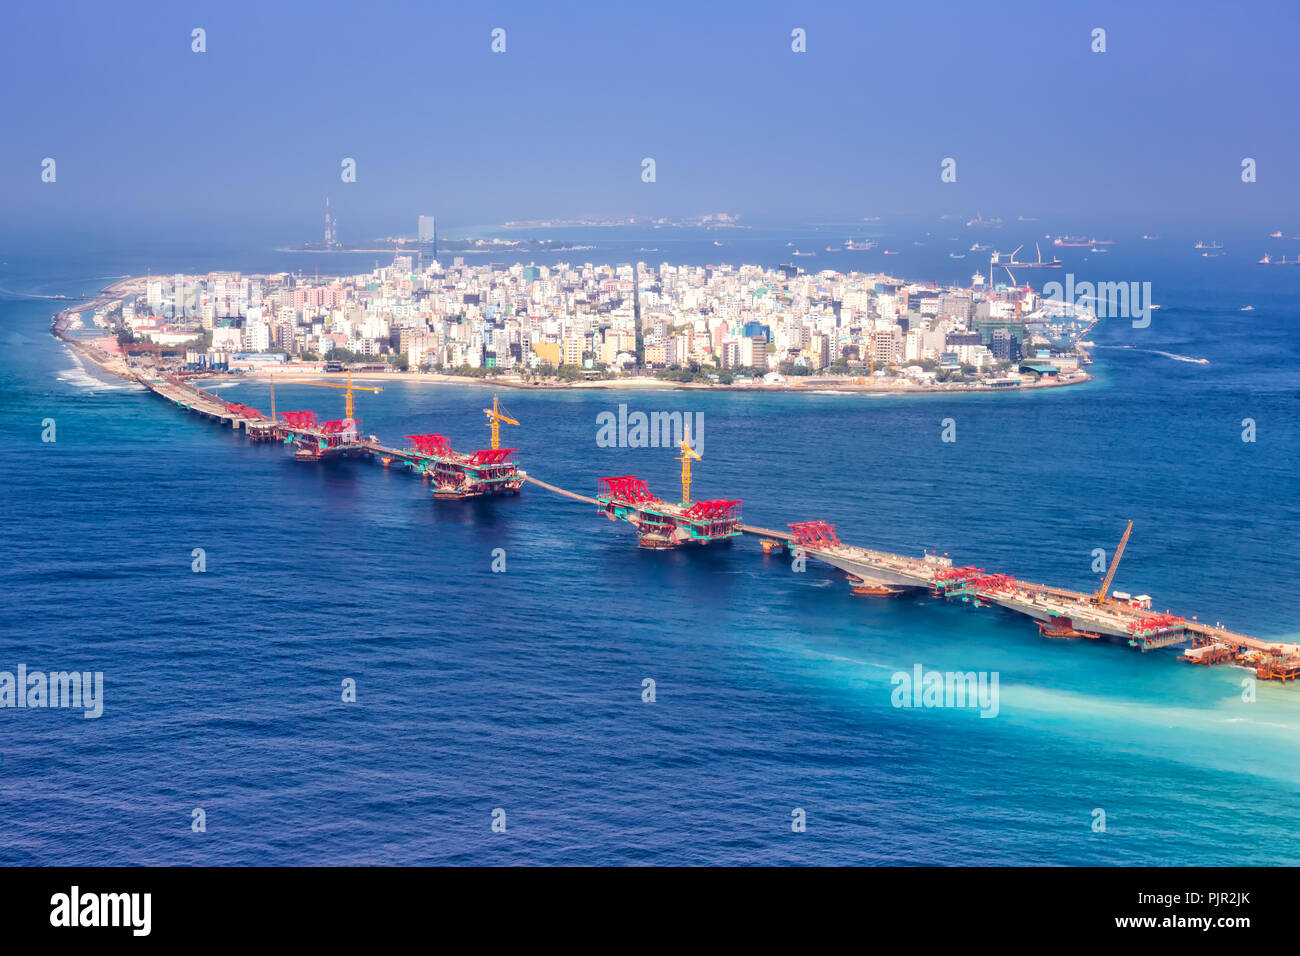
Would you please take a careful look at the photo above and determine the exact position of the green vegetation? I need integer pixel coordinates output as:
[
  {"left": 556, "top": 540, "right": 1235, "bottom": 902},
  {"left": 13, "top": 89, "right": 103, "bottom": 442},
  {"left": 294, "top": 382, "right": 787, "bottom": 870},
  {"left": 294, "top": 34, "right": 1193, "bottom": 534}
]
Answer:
[{"left": 450, "top": 364, "right": 495, "bottom": 378}]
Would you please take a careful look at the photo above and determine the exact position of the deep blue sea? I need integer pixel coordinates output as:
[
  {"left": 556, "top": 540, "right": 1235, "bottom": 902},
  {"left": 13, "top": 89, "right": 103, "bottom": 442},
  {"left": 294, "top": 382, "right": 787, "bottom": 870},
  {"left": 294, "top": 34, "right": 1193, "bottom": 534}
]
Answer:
[{"left": 1, "top": 224, "right": 1298, "bottom": 865}]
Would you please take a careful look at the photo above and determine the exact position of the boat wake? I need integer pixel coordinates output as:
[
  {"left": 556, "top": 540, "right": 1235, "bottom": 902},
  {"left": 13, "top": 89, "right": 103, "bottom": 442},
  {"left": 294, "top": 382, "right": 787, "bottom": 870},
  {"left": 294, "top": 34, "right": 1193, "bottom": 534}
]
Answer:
[
  {"left": 1147, "top": 349, "right": 1209, "bottom": 365},
  {"left": 1094, "top": 345, "right": 1209, "bottom": 365}
]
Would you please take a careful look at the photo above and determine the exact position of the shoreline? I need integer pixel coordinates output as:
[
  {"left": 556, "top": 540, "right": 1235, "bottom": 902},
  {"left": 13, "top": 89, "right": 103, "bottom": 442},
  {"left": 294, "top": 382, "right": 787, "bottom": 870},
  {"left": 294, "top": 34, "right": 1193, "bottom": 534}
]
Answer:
[
  {"left": 49, "top": 275, "right": 1093, "bottom": 395},
  {"left": 222, "top": 367, "right": 1092, "bottom": 394},
  {"left": 49, "top": 276, "right": 145, "bottom": 382}
]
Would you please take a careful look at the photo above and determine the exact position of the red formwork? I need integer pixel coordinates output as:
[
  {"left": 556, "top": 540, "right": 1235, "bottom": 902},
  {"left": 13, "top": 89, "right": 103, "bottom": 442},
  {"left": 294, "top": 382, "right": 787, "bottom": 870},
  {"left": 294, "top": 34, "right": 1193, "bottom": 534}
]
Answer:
[
  {"left": 1129, "top": 613, "right": 1187, "bottom": 637},
  {"left": 468, "top": 448, "right": 517, "bottom": 466},
  {"left": 684, "top": 499, "right": 741, "bottom": 522},
  {"left": 406, "top": 434, "right": 454, "bottom": 457},
  {"left": 933, "top": 566, "right": 985, "bottom": 584},
  {"left": 969, "top": 573, "right": 1016, "bottom": 593},
  {"left": 279, "top": 410, "right": 319, "bottom": 429},
  {"left": 320, "top": 420, "right": 359, "bottom": 434},
  {"left": 787, "top": 521, "right": 842, "bottom": 549},
  {"left": 224, "top": 401, "right": 264, "bottom": 418},
  {"left": 598, "top": 476, "right": 655, "bottom": 503}
]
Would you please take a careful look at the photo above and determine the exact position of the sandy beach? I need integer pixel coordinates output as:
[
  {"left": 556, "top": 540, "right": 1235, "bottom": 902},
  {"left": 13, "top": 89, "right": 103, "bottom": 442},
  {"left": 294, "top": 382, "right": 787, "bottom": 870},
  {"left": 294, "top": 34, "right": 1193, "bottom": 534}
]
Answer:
[{"left": 230, "top": 365, "right": 1091, "bottom": 395}]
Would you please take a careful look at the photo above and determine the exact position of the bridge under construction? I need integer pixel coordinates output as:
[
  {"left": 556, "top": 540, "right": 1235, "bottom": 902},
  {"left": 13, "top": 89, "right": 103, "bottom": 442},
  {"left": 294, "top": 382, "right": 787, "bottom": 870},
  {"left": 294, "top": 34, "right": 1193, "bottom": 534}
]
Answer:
[{"left": 135, "top": 370, "right": 1300, "bottom": 683}]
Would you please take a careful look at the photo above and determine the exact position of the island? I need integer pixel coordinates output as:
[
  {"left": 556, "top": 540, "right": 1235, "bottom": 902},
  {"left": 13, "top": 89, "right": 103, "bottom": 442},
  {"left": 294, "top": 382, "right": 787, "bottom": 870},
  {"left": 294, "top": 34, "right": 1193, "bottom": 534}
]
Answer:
[{"left": 51, "top": 256, "right": 1094, "bottom": 393}]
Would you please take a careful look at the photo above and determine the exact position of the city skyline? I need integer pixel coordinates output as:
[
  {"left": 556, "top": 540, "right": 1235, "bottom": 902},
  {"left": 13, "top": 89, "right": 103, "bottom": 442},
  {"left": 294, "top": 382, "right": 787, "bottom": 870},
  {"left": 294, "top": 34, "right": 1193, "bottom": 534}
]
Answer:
[{"left": 78, "top": 256, "right": 1095, "bottom": 388}]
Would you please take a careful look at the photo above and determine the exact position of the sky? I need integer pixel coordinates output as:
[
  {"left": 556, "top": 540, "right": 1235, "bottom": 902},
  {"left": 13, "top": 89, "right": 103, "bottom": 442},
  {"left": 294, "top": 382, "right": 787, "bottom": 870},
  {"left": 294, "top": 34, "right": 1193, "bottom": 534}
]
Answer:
[{"left": 1, "top": 0, "right": 1298, "bottom": 243}]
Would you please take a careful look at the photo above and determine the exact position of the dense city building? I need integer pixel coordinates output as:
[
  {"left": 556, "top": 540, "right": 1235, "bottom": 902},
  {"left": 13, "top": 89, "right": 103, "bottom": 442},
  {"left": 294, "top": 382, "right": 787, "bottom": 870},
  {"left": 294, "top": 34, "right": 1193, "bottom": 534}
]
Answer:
[{"left": 100, "top": 257, "right": 1091, "bottom": 385}]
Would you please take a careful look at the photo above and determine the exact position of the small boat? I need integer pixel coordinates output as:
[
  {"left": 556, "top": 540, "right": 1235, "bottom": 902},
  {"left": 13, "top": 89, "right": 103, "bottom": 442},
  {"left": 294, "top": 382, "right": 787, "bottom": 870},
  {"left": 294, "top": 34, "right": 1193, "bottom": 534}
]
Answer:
[
  {"left": 851, "top": 580, "right": 902, "bottom": 596},
  {"left": 949, "top": 252, "right": 966, "bottom": 259},
  {"left": 1241, "top": 305, "right": 1255, "bottom": 312}
]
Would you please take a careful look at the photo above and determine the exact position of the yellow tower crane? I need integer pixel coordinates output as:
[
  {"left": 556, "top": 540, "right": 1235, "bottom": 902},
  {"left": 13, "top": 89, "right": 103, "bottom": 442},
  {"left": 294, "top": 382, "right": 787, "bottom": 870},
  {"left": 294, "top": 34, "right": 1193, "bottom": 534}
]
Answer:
[
  {"left": 269, "top": 369, "right": 384, "bottom": 422},
  {"left": 483, "top": 395, "right": 519, "bottom": 449},
  {"left": 1092, "top": 520, "right": 1133, "bottom": 605},
  {"left": 677, "top": 437, "right": 702, "bottom": 507}
]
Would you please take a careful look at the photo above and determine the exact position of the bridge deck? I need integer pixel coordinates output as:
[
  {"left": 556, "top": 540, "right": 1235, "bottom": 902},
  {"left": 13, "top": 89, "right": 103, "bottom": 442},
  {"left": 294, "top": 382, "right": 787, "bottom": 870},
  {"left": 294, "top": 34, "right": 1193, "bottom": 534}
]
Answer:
[
  {"left": 134, "top": 372, "right": 1294, "bottom": 664},
  {"left": 525, "top": 475, "right": 598, "bottom": 505}
]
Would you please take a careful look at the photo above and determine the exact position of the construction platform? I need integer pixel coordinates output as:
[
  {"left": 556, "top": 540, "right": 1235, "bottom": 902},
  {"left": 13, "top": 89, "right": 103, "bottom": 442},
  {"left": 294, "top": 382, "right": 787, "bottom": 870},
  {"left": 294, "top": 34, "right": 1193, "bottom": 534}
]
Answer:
[
  {"left": 597, "top": 476, "right": 741, "bottom": 549},
  {"left": 277, "top": 411, "right": 369, "bottom": 461},
  {"left": 369, "top": 434, "right": 524, "bottom": 499}
]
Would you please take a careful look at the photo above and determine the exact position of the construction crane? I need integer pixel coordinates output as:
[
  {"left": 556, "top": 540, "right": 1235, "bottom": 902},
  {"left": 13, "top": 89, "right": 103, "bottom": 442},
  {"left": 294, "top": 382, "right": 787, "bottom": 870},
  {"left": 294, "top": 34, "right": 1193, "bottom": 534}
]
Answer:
[
  {"left": 1092, "top": 520, "right": 1133, "bottom": 604},
  {"left": 269, "top": 370, "right": 383, "bottom": 422},
  {"left": 677, "top": 436, "right": 701, "bottom": 506},
  {"left": 483, "top": 396, "right": 519, "bottom": 450}
]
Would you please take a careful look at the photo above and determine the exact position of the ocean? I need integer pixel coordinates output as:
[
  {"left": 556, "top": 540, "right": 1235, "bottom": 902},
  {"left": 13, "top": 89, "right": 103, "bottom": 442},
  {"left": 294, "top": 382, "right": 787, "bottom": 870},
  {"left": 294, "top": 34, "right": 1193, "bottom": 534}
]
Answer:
[{"left": 1, "top": 225, "right": 1298, "bottom": 865}]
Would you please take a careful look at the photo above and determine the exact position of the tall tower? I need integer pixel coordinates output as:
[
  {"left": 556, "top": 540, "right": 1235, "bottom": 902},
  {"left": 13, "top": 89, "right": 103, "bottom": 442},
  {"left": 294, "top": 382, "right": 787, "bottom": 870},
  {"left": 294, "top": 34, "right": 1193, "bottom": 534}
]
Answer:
[
  {"left": 632, "top": 261, "right": 641, "bottom": 326},
  {"left": 418, "top": 214, "right": 437, "bottom": 264},
  {"left": 324, "top": 197, "right": 334, "bottom": 247}
]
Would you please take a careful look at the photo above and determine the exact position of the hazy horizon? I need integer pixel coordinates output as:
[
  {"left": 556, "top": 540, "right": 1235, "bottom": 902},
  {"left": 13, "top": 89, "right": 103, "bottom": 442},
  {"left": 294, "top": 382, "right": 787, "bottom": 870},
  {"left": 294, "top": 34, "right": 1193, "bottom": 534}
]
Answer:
[{"left": 4, "top": 0, "right": 1299, "bottom": 245}]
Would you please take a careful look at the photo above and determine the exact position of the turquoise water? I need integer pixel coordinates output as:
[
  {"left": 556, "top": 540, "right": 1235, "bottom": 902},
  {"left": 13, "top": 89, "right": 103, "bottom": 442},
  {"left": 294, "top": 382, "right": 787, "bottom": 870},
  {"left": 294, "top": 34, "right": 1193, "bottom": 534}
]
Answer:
[{"left": 1, "top": 233, "right": 1298, "bottom": 865}]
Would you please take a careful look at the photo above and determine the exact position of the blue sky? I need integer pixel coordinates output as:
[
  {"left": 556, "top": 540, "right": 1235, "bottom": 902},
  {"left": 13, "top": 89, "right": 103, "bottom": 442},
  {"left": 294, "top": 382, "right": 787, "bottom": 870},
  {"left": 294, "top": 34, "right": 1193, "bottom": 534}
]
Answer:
[{"left": 2, "top": 0, "right": 1297, "bottom": 241}]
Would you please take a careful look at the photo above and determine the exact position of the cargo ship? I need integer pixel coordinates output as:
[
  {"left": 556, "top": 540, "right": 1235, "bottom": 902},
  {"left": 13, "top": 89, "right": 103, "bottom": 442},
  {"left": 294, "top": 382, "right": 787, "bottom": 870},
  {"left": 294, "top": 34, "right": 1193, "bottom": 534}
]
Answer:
[{"left": 991, "top": 243, "right": 1062, "bottom": 269}]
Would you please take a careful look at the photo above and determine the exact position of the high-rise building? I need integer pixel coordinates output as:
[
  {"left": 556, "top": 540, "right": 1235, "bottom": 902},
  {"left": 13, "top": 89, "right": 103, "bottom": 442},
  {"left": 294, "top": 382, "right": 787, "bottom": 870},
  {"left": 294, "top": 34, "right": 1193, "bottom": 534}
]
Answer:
[{"left": 417, "top": 215, "right": 437, "bottom": 267}]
